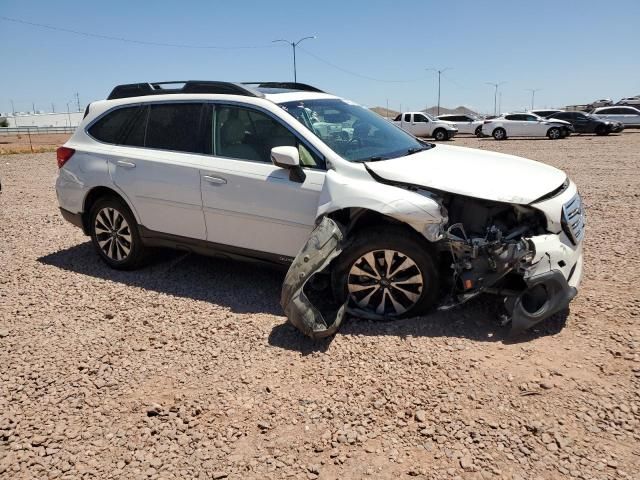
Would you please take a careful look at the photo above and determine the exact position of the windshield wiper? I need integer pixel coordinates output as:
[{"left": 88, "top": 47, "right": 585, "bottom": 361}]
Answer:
[
  {"left": 353, "top": 156, "right": 388, "bottom": 163},
  {"left": 406, "top": 146, "right": 431, "bottom": 155}
]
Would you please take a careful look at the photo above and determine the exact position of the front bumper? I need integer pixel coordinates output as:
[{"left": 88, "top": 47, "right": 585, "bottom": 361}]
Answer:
[{"left": 506, "top": 231, "right": 583, "bottom": 333}]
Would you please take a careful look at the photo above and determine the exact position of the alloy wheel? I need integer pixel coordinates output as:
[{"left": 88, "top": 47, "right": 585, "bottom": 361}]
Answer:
[
  {"left": 94, "top": 207, "right": 132, "bottom": 261},
  {"left": 347, "top": 249, "right": 424, "bottom": 316}
]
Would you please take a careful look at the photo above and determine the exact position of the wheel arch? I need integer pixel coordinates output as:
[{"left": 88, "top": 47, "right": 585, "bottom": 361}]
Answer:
[
  {"left": 82, "top": 186, "right": 139, "bottom": 234},
  {"left": 326, "top": 207, "right": 438, "bottom": 249}
]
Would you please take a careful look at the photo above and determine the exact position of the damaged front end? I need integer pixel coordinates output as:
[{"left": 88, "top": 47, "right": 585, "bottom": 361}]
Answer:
[{"left": 281, "top": 172, "right": 584, "bottom": 338}]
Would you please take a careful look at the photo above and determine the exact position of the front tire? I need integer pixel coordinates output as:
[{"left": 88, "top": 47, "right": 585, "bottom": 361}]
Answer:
[
  {"left": 331, "top": 227, "right": 439, "bottom": 319},
  {"left": 547, "top": 127, "right": 561, "bottom": 140},
  {"left": 433, "top": 129, "right": 448, "bottom": 141},
  {"left": 89, "top": 197, "right": 145, "bottom": 270},
  {"left": 492, "top": 127, "right": 507, "bottom": 140},
  {"left": 475, "top": 126, "right": 483, "bottom": 137}
]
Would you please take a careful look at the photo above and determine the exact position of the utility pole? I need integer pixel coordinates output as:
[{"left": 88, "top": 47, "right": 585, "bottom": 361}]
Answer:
[
  {"left": 526, "top": 88, "right": 541, "bottom": 110},
  {"left": 386, "top": 98, "right": 389, "bottom": 118},
  {"left": 66, "top": 102, "right": 72, "bottom": 127},
  {"left": 427, "top": 67, "right": 451, "bottom": 116},
  {"left": 51, "top": 103, "right": 55, "bottom": 113},
  {"left": 32, "top": 102, "right": 36, "bottom": 114},
  {"left": 486, "top": 81, "right": 506, "bottom": 116},
  {"left": 75, "top": 92, "right": 81, "bottom": 112},
  {"left": 11, "top": 100, "right": 15, "bottom": 115},
  {"left": 272, "top": 36, "right": 316, "bottom": 82}
]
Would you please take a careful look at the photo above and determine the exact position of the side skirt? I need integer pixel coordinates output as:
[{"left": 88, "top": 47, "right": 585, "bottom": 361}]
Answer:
[{"left": 138, "top": 226, "right": 294, "bottom": 269}]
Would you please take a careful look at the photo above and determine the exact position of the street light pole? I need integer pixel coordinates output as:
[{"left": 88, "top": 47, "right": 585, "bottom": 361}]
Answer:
[
  {"left": 426, "top": 67, "right": 451, "bottom": 116},
  {"left": 486, "top": 81, "right": 506, "bottom": 116},
  {"left": 526, "top": 88, "right": 541, "bottom": 110},
  {"left": 273, "top": 36, "right": 316, "bottom": 82},
  {"left": 66, "top": 102, "right": 72, "bottom": 127}
]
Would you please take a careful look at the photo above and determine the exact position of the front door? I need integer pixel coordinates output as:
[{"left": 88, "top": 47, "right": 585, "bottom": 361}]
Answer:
[
  {"left": 411, "top": 113, "right": 431, "bottom": 137},
  {"left": 200, "top": 104, "right": 325, "bottom": 258}
]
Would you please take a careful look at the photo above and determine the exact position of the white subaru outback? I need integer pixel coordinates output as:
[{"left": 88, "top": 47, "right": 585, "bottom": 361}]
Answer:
[{"left": 56, "top": 81, "right": 584, "bottom": 335}]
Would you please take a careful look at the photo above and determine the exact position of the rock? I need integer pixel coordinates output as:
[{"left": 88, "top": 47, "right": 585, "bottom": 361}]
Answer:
[
  {"left": 0, "top": 328, "right": 9, "bottom": 338},
  {"left": 540, "top": 381, "right": 554, "bottom": 390},
  {"left": 460, "top": 455, "right": 473, "bottom": 469},
  {"left": 415, "top": 410, "right": 427, "bottom": 423},
  {"left": 212, "top": 472, "right": 228, "bottom": 479},
  {"left": 146, "top": 404, "right": 163, "bottom": 417}
]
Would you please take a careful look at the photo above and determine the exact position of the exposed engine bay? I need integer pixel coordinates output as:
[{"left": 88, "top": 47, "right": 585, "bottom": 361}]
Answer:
[{"left": 437, "top": 195, "right": 545, "bottom": 306}]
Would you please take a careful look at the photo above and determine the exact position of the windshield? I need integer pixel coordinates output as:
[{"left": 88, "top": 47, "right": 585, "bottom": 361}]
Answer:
[{"left": 280, "top": 99, "right": 428, "bottom": 162}]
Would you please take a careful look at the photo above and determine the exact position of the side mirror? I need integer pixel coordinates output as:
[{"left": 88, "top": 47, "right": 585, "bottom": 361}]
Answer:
[
  {"left": 271, "top": 146, "right": 300, "bottom": 169},
  {"left": 271, "top": 146, "right": 305, "bottom": 183}
]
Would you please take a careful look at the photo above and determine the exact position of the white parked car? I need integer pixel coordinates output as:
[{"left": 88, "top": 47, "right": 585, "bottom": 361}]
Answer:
[
  {"left": 392, "top": 112, "right": 458, "bottom": 140},
  {"left": 436, "top": 114, "right": 483, "bottom": 137},
  {"left": 617, "top": 96, "right": 640, "bottom": 107},
  {"left": 588, "top": 98, "right": 613, "bottom": 108},
  {"left": 56, "top": 80, "right": 584, "bottom": 334},
  {"left": 481, "top": 113, "right": 573, "bottom": 140},
  {"left": 591, "top": 106, "right": 640, "bottom": 127}
]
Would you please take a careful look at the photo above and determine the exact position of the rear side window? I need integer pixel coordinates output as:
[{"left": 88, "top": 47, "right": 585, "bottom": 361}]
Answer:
[
  {"left": 88, "top": 106, "right": 141, "bottom": 144},
  {"left": 145, "top": 103, "right": 205, "bottom": 153}
]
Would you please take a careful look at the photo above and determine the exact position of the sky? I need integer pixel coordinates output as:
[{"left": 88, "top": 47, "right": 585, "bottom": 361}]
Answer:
[{"left": 1, "top": 0, "right": 639, "bottom": 115}]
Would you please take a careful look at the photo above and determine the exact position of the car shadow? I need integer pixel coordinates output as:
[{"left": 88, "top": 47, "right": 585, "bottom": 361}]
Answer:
[
  {"left": 37, "top": 241, "right": 285, "bottom": 316},
  {"left": 39, "top": 242, "right": 569, "bottom": 351},
  {"left": 267, "top": 296, "right": 569, "bottom": 354}
]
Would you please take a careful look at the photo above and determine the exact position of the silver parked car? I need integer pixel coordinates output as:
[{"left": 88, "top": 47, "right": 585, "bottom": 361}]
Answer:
[{"left": 591, "top": 106, "right": 640, "bottom": 127}]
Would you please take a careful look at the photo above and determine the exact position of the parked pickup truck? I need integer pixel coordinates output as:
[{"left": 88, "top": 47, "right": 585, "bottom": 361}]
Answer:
[{"left": 393, "top": 112, "right": 458, "bottom": 141}]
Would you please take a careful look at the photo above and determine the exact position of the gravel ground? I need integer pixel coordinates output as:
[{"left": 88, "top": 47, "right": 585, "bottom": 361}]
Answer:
[{"left": 1, "top": 133, "right": 639, "bottom": 480}]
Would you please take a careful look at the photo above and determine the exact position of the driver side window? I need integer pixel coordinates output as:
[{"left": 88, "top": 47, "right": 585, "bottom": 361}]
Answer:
[
  {"left": 212, "top": 105, "right": 324, "bottom": 169},
  {"left": 414, "top": 114, "right": 429, "bottom": 123}
]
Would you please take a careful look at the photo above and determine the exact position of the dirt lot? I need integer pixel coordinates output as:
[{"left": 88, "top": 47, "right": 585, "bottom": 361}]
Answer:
[
  {"left": 1, "top": 133, "right": 639, "bottom": 480},
  {"left": 0, "top": 133, "right": 70, "bottom": 155}
]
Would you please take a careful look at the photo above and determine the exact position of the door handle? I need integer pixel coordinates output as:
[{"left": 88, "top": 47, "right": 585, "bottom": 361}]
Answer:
[
  {"left": 203, "top": 175, "right": 227, "bottom": 185},
  {"left": 116, "top": 160, "right": 136, "bottom": 168}
]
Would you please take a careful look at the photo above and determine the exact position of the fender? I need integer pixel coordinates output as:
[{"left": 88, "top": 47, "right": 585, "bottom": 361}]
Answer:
[{"left": 316, "top": 169, "right": 446, "bottom": 242}]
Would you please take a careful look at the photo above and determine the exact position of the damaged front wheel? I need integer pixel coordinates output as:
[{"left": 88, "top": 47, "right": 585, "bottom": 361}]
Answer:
[{"left": 332, "top": 227, "right": 439, "bottom": 319}]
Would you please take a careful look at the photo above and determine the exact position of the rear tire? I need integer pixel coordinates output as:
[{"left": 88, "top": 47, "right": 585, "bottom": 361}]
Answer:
[
  {"left": 89, "top": 197, "right": 145, "bottom": 270},
  {"left": 492, "top": 127, "right": 507, "bottom": 140},
  {"left": 331, "top": 226, "right": 439, "bottom": 319},
  {"left": 475, "top": 126, "right": 483, "bottom": 137},
  {"left": 433, "top": 129, "right": 448, "bottom": 141},
  {"left": 547, "top": 127, "right": 561, "bottom": 140}
]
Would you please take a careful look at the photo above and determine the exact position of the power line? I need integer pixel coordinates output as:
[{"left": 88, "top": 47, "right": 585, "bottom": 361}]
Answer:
[
  {"left": 0, "top": 15, "right": 278, "bottom": 49},
  {"left": 297, "top": 46, "right": 426, "bottom": 83}
]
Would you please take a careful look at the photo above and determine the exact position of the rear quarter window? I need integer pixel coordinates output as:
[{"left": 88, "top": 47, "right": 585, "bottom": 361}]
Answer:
[{"left": 88, "top": 106, "right": 141, "bottom": 144}]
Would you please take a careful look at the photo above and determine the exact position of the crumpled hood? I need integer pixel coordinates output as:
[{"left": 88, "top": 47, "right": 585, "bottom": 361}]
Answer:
[{"left": 365, "top": 144, "right": 566, "bottom": 204}]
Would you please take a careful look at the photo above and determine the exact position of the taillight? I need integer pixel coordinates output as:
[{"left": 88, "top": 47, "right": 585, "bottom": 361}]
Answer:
[{"left": 56, "top": 147, "right": 75, "bottom": 168}]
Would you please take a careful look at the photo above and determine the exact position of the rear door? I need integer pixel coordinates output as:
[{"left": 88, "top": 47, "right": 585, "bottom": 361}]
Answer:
[
  {"left": 108, "top": 102, "right": 208, "bottom": 239},
  {"left": 618, "top": 107, "right": 640, "bottom": 126},
  {"left": 200, "top": 103, "right": 325, "bottom": 258},
  {"left": 504, "top": 114, "right": 526, "bottom": 135}
]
